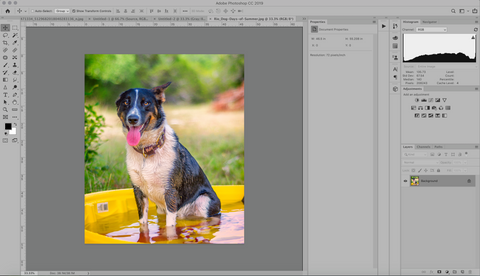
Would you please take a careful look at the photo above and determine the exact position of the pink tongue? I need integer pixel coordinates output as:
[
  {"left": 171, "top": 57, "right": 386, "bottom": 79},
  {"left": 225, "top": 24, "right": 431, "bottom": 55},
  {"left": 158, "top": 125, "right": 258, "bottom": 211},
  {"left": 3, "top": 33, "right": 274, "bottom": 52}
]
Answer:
[{"left": 127, "top": 126, "right": 141, "bottom": 146}]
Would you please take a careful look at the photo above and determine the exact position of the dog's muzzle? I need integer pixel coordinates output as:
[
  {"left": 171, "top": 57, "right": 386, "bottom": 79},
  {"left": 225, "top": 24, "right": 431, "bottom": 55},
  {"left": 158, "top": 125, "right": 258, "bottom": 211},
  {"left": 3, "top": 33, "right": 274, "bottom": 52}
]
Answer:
[{"left": 127, "top": 114, "right": 140, "bottom": 126}]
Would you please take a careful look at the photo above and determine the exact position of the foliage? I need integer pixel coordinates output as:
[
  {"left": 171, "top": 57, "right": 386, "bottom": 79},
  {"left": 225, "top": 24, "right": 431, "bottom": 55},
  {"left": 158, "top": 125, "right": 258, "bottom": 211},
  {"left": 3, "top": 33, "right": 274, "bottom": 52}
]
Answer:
[
  {"left": 84, "top": 85, "right": 108, "bottom": 193},
  {"left": 85, "top": 54, "right": 244, "bottom": 105}
]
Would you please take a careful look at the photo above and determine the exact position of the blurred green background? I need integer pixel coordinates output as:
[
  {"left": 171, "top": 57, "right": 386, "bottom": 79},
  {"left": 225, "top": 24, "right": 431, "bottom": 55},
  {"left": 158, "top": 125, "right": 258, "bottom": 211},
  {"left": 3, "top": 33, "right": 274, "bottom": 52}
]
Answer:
[
  {"left": 85, "top": 54, "right": 244, "bottom": 105},
  {"left": 85, "top": 54, "right": 244, "bottom": 194}
]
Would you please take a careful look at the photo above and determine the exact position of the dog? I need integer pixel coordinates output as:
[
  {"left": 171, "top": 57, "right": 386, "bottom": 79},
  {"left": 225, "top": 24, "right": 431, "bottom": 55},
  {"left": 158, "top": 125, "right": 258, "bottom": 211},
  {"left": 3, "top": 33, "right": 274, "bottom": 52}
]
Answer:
[{"left": 116, "top": 82, "right": 221, "bottom": 230}]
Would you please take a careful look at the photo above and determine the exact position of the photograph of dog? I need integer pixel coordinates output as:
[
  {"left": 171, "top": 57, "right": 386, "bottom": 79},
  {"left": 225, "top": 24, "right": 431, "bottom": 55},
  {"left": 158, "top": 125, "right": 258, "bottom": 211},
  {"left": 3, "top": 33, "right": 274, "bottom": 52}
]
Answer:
[
  {"left": 116, "top": 83, "right": 221, "bottom": 229},
  {"left": 84, "top": 54, "right": 244, "bottom": 244}
]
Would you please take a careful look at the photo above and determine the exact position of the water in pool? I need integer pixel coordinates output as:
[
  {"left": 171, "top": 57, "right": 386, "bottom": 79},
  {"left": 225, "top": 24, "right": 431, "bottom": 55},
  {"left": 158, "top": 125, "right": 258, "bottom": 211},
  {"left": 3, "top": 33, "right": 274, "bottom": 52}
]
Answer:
[{"left": 86, "top": 201, "right": 244, "bottom": 244}]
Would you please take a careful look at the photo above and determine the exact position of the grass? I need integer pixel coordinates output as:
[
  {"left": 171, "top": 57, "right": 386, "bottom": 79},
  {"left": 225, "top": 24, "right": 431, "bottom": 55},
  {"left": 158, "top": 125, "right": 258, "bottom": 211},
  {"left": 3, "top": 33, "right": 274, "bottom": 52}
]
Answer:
[{"left": 85, "top": 104, "right": 244, "bottom": 194}]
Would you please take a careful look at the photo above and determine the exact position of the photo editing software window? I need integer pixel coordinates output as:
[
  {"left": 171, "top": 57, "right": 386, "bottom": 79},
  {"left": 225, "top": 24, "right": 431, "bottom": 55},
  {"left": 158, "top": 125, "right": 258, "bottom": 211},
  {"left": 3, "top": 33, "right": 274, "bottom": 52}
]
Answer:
[{"left": 0, "top": 0, "right": 479, "bottom": 275}]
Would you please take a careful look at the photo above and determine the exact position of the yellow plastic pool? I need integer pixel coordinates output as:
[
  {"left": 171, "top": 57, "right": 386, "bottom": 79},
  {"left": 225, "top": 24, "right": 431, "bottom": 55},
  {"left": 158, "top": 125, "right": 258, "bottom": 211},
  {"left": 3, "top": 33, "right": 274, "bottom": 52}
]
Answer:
[{"left": 85, "top": 185, "right": 244, "bottom": 244}]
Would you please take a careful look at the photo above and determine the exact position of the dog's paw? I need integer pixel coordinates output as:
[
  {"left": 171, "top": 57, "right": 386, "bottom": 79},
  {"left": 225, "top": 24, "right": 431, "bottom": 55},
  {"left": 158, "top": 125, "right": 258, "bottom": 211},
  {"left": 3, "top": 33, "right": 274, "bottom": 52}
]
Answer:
[
  {"left": 140, "top": 216, "right": 148, "bottom": 226},
  {"left": 165, "top": 226, "right": 177, "bottom": 240},
  {"left": 139, "top": 221, "right": 149, "bottom": 233},
  {"left": 166, "top": 213, "right": 177, "bottom": 227}
]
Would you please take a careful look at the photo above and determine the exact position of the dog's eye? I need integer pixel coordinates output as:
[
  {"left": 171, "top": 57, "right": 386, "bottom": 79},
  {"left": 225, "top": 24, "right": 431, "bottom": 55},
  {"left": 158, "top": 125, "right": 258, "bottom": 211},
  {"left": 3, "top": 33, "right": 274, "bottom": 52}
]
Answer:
[
  {"left": 144, "top": 102, "right": 150, "bottom": 106},
  {"left": 124, "top": 101, "right": 128, "bottom": 105}
]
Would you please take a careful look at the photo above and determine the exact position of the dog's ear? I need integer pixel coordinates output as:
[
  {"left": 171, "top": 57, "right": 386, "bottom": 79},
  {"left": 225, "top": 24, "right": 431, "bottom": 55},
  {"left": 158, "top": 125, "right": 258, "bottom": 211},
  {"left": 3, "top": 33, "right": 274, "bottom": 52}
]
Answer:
[
  {"left": 152, "top": 82, "right": 172, "bottom": 103},
  {"left": 115, "top": 90, "right": 129, "bottom": 110}
]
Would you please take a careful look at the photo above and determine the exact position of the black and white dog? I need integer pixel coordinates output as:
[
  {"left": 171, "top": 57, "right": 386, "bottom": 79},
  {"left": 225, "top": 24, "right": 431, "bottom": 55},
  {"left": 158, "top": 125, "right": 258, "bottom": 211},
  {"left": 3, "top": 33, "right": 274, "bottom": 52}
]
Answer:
[{"left": 116, "top": 82, "right": 221, "bottom": 229}]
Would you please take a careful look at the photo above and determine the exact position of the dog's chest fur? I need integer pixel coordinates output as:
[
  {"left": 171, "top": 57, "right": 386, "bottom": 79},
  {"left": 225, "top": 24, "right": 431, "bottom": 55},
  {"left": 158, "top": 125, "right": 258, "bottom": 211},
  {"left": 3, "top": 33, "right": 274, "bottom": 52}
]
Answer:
[{"left": 126, "top": 125, "right": 177, "bottom": 208}]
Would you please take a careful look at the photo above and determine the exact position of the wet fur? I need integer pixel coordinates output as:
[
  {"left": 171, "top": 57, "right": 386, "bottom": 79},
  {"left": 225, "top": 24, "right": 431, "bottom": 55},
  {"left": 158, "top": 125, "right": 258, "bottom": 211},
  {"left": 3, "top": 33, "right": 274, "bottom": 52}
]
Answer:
[{"left": 116, "top": 85, "right": 221, "bottom": 228}]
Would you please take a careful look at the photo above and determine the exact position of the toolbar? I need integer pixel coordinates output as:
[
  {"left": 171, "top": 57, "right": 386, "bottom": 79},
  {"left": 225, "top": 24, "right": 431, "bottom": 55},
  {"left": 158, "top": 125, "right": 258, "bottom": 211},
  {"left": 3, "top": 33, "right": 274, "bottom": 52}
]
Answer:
[{"left": 0, "top": 6, "right": 477, "bottom": 16}]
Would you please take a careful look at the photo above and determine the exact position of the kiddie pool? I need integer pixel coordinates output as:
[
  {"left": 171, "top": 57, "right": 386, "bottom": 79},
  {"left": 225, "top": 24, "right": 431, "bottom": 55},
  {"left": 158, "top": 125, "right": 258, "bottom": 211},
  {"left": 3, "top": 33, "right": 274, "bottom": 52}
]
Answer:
[{"left": 85, "top": 185, "right": 244, "bottom": 244}]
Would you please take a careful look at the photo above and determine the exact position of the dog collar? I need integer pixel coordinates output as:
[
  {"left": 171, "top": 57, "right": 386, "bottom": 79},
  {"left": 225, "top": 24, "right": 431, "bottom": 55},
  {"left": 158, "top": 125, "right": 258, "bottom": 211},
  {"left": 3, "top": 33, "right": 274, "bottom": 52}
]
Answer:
[{"left": 133, "top": 128, "right": 166, "bottom": 158}]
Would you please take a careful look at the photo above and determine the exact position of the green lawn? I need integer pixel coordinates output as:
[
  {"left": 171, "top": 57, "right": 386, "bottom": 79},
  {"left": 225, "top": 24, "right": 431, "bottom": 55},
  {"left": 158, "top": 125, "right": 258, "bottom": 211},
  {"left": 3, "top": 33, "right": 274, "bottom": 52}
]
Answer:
[{"left": 85, "top": 104, "right": 244, "bottom": 194}]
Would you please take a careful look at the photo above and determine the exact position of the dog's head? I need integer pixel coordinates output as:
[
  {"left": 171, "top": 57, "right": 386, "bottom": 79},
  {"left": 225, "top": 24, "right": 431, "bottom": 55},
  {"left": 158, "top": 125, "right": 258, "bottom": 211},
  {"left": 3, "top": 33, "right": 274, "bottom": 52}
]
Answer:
[{"left": 116, "top": 82, "right": 171, "bottom": 147}]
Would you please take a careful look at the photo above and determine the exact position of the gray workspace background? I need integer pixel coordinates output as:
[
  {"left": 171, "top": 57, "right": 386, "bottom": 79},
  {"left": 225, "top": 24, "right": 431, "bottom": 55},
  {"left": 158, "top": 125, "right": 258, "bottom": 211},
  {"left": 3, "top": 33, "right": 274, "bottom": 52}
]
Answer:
[{"left": 25, "top": 27, "right": 303, "bottom": 271}]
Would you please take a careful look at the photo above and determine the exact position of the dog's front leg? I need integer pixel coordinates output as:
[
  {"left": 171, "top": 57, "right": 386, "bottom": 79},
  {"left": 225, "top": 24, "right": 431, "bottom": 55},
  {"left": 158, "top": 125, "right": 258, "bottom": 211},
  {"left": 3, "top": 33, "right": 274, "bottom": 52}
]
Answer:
[
  {"left": 165, "top": 187, "right": 178, "bottom": 227},
  {"left": 132, "top": 184, "right": 149, "bottom": 228}
]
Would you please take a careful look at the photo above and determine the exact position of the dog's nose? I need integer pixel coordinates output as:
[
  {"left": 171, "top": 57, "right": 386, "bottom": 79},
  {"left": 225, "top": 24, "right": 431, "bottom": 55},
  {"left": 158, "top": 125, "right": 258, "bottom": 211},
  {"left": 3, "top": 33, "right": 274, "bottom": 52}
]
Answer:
[{"left": 127, "top": 114, "right": 139, "bottom": 125}]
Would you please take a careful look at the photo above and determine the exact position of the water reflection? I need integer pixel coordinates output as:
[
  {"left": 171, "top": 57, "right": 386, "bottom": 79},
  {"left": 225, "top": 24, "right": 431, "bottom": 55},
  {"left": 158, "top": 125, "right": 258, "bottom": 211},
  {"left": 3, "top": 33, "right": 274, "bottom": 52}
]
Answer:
[{"left": 86, "top": 201, "right": 244, "bottom": 244}]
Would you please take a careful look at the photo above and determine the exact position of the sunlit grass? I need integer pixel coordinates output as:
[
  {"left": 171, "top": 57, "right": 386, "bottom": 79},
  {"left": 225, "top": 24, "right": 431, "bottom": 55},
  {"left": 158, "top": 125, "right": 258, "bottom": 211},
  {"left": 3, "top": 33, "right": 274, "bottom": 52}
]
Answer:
[{"left": 85, "top": 104, "right": 244, "bottom": 194}]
